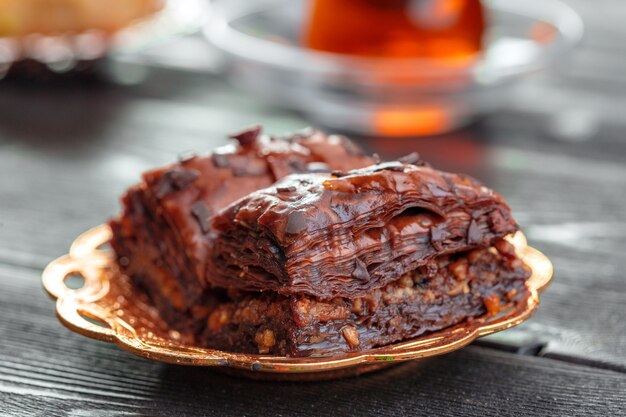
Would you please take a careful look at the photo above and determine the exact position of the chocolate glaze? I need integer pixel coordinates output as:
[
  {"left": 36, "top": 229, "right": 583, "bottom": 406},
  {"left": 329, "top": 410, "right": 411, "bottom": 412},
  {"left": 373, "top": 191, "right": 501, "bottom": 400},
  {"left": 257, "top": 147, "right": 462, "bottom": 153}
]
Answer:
[
  {"left": 209, "top": 163, "right": 518, "bottom": 298},
  {"left": 228, "top": 125, "right": 262, "bottom": 147},
  {"left": 109, "top": 128, "right": 376, "bottom": 312}
]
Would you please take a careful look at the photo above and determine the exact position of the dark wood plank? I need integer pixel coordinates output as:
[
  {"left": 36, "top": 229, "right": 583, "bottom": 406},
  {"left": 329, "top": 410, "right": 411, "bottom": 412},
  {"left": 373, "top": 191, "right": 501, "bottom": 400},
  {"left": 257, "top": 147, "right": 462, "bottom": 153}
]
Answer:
[
  {"left": 3, "top": 350, "right": 626, "bottom": 417},
  {"left": 1, "top": 264, "right": 625, "bottom": 417}
]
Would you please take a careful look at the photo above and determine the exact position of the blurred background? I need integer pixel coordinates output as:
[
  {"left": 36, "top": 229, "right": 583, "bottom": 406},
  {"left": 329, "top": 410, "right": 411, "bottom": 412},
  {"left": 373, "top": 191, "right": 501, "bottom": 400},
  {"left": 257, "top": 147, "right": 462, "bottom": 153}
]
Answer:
[{"left": 1, "top": 1, "right": 625, "bottom": 414}]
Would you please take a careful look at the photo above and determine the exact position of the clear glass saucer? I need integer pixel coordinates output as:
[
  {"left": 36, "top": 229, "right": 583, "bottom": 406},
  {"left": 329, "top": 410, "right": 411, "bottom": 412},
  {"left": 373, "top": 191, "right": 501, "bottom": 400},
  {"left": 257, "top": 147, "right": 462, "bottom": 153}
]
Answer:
[{"left": 204, "top": 0, "right": 583, "bottom": 136}]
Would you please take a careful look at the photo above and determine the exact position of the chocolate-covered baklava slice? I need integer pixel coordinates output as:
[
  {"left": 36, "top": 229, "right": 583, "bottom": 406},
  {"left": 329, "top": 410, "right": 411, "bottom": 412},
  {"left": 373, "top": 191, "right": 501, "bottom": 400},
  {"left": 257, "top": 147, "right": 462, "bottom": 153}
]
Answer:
[
  {"left": 209, "top": 162, "right": 518, "bottom": 298},
  {"left": 109, "top": 128, "right": 375, "bottom": 318}
]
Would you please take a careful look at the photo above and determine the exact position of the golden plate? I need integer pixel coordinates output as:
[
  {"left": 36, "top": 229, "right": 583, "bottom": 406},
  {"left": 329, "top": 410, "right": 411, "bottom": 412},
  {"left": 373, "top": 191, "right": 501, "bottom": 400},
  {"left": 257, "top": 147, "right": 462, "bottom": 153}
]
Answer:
[{"left": 42, "top": 225, "right": 552, "bottom": 380}]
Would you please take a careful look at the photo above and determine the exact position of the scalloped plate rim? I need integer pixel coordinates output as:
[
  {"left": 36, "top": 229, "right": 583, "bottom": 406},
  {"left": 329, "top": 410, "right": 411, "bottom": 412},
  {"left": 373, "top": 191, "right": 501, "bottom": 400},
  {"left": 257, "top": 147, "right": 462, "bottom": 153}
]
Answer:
[{"left": 42, "top": 224, "right": 553, "bottom": 374}]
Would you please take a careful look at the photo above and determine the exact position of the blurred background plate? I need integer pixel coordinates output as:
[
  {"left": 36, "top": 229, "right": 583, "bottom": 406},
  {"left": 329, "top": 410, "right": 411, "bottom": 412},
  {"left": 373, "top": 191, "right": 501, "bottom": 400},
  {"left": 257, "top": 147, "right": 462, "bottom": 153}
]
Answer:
[{"left": 0, "top": 0, "right": 208, "bottom": 77}]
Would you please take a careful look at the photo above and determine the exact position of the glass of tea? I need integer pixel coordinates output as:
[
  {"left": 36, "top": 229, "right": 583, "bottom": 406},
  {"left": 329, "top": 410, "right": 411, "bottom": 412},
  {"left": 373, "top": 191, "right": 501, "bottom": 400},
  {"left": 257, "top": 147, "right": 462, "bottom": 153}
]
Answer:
[
  {"left": 205, "top": 0, "right": 583, "bottom": 136},
  {"left": 305, "top": 0, "right": 485, "bottom": 63}
]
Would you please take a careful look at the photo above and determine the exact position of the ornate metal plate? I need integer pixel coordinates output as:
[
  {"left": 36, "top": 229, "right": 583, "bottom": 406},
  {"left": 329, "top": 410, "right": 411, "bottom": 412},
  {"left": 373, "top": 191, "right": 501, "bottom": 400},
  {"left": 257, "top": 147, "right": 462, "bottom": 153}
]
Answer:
[{"left": 42, "top": 225, "right": 552, "bottom": 380}]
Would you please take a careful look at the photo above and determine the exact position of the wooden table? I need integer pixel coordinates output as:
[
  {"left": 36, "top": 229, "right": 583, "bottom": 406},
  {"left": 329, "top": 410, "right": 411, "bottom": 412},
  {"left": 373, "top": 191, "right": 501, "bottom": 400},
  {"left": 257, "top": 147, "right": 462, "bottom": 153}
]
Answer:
[{"left": 1, "top": 1, "right": 625, "bottom": 415}]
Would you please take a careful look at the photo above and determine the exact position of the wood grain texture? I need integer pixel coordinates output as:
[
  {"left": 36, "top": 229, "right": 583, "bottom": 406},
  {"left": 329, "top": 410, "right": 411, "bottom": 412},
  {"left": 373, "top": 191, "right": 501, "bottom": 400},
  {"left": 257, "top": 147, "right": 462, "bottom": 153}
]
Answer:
[
  {"left": 2, "top": 352, "right": 625, "bottom": 417},
  {"left": 1, "top": 264, "right": 625, "bottom": 417}
]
